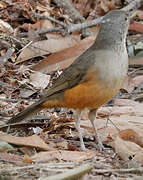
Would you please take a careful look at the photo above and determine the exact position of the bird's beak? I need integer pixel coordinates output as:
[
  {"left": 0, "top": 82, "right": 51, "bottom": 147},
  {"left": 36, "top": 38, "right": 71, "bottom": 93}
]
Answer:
[{"left": 129, "top": 11, "right": 137, "bottom": 19}]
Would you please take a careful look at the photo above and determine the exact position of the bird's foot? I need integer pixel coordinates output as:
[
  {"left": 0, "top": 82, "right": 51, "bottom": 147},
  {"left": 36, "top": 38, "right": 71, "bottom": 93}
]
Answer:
[
  {"left": 97, "top": 141, "right": 105, "bottom": 151},
  {"left": 80, "top": 142, "right": 86, "bottom": 151}
]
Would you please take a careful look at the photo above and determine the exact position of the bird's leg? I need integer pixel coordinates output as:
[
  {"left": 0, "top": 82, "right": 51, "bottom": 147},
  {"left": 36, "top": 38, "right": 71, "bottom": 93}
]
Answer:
[
  {"left": 88, "top": 109, "right": 104, "bottom": 151},
  {"left": 74, "top": 109, "right": 86, "bottom": 151}
]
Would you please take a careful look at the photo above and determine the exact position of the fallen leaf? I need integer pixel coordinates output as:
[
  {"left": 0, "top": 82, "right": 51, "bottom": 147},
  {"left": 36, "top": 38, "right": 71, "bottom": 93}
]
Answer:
[
  {"left": 0, "top": 132, "right": 53, "bottom": 151},
  {"left": 0, "top": 19, "right": 13, "bottom": 34},
  {"left": 110, "top": 136, "right": 143, "bottom": 164},
  {"left": 113, "top": 99, "right": 141, "bottom": 106},
  {"left": 119, "top": 129, "right": 143, "bottom": 147},
  {"left": 129, "top": 22, "right": 143, "bottom": 33},
  {"left": 31, "top": 36, "right": 95, "bottom": 73},
  {"left": 32, "top": 150, "right": 95, "bottom": 163},
  {"left": 29, "top": 71, "right": 50, "bottom": 89},
  {"left": 129, "top": 56, "right": 143, "bottom": 67},
  {"left": 19, "top": 146, "right": 36, "bottom": 156},
  {"left": 16, "top": 36, "right": 80, "bottom": 63},
  {"left": 132, "top": 75, "right": 143, "bottom": 87},
  {"left": 20, "top": 89, "right": 36, "bottom": 98},
  {"left": 99, "top": 99, "right": 143, "bottom": 117}
]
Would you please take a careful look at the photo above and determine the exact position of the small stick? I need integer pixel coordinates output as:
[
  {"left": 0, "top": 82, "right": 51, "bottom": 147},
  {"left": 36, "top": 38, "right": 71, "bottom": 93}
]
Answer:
[
  {"left": 32, "top": 12, "right": 67, "bottom": 28},
  {"left": 17, "top": 27, "right": 64, "bottom": 38},
  {"left": 17, "top": 0, "right": 142, "bottom": 38},
  {"left": 93, "top": 167, "right": 143, "bottom": 174},
  {"left": 39, "top": 164, "right": 93, "bottom": 180},
  {"left": 0, "top": 47, "right": 15, "bottom": 65},
  {"left": 122, "top": 0, "right": 141, "bottom": 11}
]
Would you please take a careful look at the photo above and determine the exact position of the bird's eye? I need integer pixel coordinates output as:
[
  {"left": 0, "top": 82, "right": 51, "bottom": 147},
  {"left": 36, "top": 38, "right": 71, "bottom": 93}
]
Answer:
[{"left": 125, "top": 17, "right": 128, "bottom": 21}]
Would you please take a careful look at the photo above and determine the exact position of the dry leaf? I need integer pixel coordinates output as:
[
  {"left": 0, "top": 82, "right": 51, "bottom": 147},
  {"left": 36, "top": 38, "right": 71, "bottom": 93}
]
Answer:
[
  {"left": 113, "top": 99, "right": 141, "bottom": 106},
  {"left": 110, "top": 136, "right": 143, "bottom": 164},
  {"left": 20, "top": 89, "right": 36, "bottom": 98},
  {"left": 0, "top": 19, "right": 13, "bottom": 34},
  {"left": 29, "top": 71, "right": 50, "bottom": 89},
  {"left": 19, "top": 146, "right": 36, "bottom": 156},
  {"left": 119, "top": 129, "right": 143, "bottom": 147},
  {"left": 99, "top": 99, "right": 143, "bottom": 117},
  {"left": 129, "top": 22, "right": 143, "bottom": 33},
  {"left": 0, "top": 132, "right": 53, "bottom": 151},
  {"left": 132, "top": 75, "right": 143, "bottom": 87},
  {"left": 129, "top": 56, "right": 143, "bottom": 66},
  {"left": 16, "top": 36, "right": 80, "bottom": 63},
  {"left": 32, "top": 150, "right": 95, "bottom": 163},
  {"left": 31, "top": 36, "right": 95, "bottom": 73}
]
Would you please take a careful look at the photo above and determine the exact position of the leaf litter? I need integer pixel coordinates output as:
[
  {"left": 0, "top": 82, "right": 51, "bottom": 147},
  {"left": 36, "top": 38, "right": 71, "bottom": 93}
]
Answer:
[{"left": 0, "top": 0, "right": 143, "bottom": 179}]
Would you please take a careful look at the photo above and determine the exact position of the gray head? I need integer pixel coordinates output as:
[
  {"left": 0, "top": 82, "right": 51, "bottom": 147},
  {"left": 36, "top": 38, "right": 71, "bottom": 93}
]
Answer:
[
  {"left": 101, "top": 10, "right": 129, "bottom": 36},
  {"left": 94, "top": 10, "right": 129, "bottom": 50}
]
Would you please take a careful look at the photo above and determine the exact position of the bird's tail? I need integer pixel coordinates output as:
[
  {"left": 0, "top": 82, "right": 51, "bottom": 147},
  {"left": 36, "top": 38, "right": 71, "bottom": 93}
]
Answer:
[
  {"left": 7, "top": 100, "right": 44, "bottom": 124},
  {"left": 7, "top": 91, "right": 65, "bottom": 124}
]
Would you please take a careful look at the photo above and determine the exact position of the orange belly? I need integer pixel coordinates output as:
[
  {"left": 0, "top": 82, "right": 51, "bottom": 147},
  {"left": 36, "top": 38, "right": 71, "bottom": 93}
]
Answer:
[
  {"left": 41, "top": 78, "right": 120, "bottom": 110},
  {"left": 64, "top": 80, "right": 118, "bottom": 109}
]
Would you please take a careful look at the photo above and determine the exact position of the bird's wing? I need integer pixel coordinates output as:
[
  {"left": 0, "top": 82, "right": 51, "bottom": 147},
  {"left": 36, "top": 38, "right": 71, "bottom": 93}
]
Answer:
[
  {"left": 43, "top": 47, "right": 96, "bottom": 98},
  {"left": 7, "top": 48, "right": 96, "bottom": 124}
]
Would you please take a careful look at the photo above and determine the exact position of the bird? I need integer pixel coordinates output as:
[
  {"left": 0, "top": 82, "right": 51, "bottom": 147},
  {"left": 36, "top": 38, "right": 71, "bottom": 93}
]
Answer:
[{"left": 8, "top": 10, "right": 129, "bottom": 151}]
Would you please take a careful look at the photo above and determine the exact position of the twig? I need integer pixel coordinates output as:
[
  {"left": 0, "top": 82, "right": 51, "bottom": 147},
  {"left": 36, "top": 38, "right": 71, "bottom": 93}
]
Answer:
[
  {"left": 38, "top": 164, "right": 93, "bottom": 180},
  {"left": 2, "top": 35, "right": 52, "bottom": 55},
  {"left": 19, "top": 40, "right": 33, "bottom": 52},
  {"left": 32, "top": 12, "right": 67, "bottom": 28},
  {"left": 0, "top": 122, "right": 45, "bottom": 131},
  {"left": 107, "top": 116, "right": 120, "bottom": 132},
  {"left": 0, "top": 98, "right": 37, "bottom": 102},
  {"left": 65, "top": 0, "right": 141, "bottom": 33},
  {"left": 67, "top": 16, "right": 103, "bottom": 33},
  {"left": 0, "top": 47, "right": 15, "bottom": 65},
  {"left": 0, "top": 162, "right": 75, "bottom": 173},
  {"left": 1, "top": 163, "right": 143, "bottom": 176},
  {"left": 122, "top": 0, "right": 141, "bottom": 11},
  {"left": 93, "top": 167, "right": 143, "bottom": 174},
  {"left": 17, "top": 17, "right": 102, "bottom": 38},
  {"left": 17, "top": 27, "right": 64, "bottom": 38},
  {"left": 17, "top": 0, "right": 142, "bottom": 38},
  {"left": 37, "top": 28, "right": 64, "bottom": 35},
  {"left": 0, "top": 98, "right": 18, "bottom": 103}
]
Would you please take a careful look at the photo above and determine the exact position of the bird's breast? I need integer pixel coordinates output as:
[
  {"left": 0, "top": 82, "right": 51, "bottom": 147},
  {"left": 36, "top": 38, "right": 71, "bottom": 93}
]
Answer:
[
  {"left": 64, "top": 50, "right": 128, "bottom": 110},
  {"left": 64, "top": 78, "right": 121, "bottom": 109}
]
